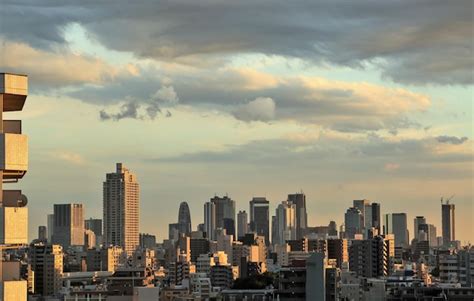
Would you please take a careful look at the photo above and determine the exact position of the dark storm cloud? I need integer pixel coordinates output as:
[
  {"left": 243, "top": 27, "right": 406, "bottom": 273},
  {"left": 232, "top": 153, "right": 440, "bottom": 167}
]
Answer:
[{"left": 1, "top": 0, "right": 471, "bottom": 85}]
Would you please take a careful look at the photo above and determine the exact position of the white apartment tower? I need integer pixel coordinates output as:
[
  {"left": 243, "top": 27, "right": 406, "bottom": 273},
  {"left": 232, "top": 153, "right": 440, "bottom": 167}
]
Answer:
[{"left": 103, "top": 163, "right": 140, "bottom": 255}]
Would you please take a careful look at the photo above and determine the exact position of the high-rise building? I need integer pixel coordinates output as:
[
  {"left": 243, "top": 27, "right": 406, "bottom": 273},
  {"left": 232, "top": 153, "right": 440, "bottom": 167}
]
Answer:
[
  {"left": 418, "top": 223, "right": 437, "bottom": 247},
  {"left": 85, "top": 218, "right": 102, "bottom": 237},
  {"left": 29, "top": 243, "right": 64, "bottom": 296},
  {"left": 287, "top": 193, "right": 308, "bottom": 239},
  {"left": 384, "top": 213, "right": 408, "bottom": 247},
  {"left": 38, "top": 226, "right": 47, "bottom": 241},
  {"left": 272, "top": 201, "right": 297, "bottom": 245},
  {"left": 237, "top": 210, "right": 248, "bottom": 239},
  {"left": 349, "top": 236, "right": 389, "bottom": 278},
  {"left": 353, "top": 200, "right": 381, "bottom": 237},
  {"left": 0, "top": 73, "right": 30, "bottom": 300},
  {"left": 47, "top": 214, "right": 54, "bottom": 242},
  {"left": 52, "top": 203, "right": 85, "bottom": 248},
  {"left": 139, "top": 233, "right": 156, "bottom": 249},
  {"left": 327, "top": 239, "right": 348, "bottom": 268},
  {"left": 204, "top": 201, "right": 216, "bottom": 240},
  {"left": 414, "top": 216, "right": 427, "bottom": 241},
  {"left": 210, "top": 195, "right": 236, "bottom": 237},
  {"left": 344, "top": 207, "right": 363, "bottom": 239},
  {"left": 249, "top": 197, "right": 270, "bottom": 244},
  {"left": 103, "top": 163, "right": 140, "bottom": 255},
  {"left": 371, "top": 203, "right": 381, "bottom": 234},
  {"left": 442, "top": 201, "right": 455, "bottom": 246},
  {"left": 178, "top": 201, "right": 192, "bottom": 236}
]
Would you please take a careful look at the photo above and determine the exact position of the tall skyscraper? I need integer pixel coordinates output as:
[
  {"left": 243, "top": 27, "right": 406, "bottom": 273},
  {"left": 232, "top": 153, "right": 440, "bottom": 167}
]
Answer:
[
  {"left": 272, "top": 200, "right": 296, "bottom": 245},
  {"left": 442, "top": 201, "right": 455, "bottom": 246},
  {"left": 418, "top": 223, "right": 437, "bottom": 247},
  {"left": 249, "top": 197, "right": 270, "bottom": 245},
  {"left": 38, "top": 226, "right": 47, "bottom": 241},
  {"left": 85, "top": 218, "right": 103, "bottom": 247},
  {"left": 384, "top": 213, "right": 408, "bottom": 247},
  {"left": 178, "top": 201, "right": 192, "bottom": 236},
  {"left": 204, "top": 201, "right": 216, "bottom": 240},
  {"left": 287, "top": 193, "right": 308, "bottom": 239},
  {"left": 353, "top": 200, "right": 380, "bottom": 237},
  {"left": 414, "top": 216, "right": 427, "bottom": 241},
  {"left": 103, "top": 163, "right": 140, "bottom": 255},
  {"left": 344, "top": 207, "right": 363, "bottom": 239},
  {"left": 52, "top": 203, "right": 85, "bottom": 248},
  {"left": 47, "top": 214, "right": 54, "bottom": 242},
  {"left": 371, "top": 203, "right": 381, "bottom": 234},
  {"left": 205, "top": 196, "right": 236, "bottom": 239},
  {"left": 237, "top": 210, "right": 248, "bottom": 239}
]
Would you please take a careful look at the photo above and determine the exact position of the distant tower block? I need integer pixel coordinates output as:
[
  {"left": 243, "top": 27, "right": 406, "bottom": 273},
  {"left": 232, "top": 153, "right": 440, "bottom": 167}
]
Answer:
[{"left": 0, "top": 72, "right": 29, "bottom": 301}]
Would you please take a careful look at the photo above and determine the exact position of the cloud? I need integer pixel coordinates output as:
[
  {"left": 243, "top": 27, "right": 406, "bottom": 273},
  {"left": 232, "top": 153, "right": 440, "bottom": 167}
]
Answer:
[
  {"left": 1, "top": 0, "right": 471, "bottom": 85},
  {"left": 99, "top": 102, "right": 141, "bottom": 121},
  {"left": 52, "top": 150, "right": 86, "bottom": 165},
  {"left": 0, "top": 39, "right": 137, "bottom": 87},
  {"left": 436, "top": 135, "right": 468, "bottom": 145},
  {"left": 99, "top": 85, "right": 179, "bottom": 121},
  {"left": 233, "top": 97, "right": 276, "bottom": 122}
]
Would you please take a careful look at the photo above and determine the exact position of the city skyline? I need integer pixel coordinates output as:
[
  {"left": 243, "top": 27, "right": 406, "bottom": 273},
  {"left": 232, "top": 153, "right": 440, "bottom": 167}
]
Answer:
[
  {"left": 36, "top": 169, "right": 469, "bottom": 246},
  {"left": 0, "top": 1, "right": 471, "bottom": 246}
]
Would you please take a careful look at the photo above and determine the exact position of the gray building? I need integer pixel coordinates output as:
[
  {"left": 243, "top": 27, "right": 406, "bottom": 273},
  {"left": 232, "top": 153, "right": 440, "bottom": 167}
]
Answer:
[
  {"left": 349, "top": 236, "right": 389, "bottom": 278},
  {"left": 306, "top": 252, "right": 326, "bottom": 301},
  {"left": 288, "top": 193, "right": 308, "bottom": 240},
  {"left": 237, "top": 210, "right": 248, "bottom": 239},
  {"left": 249, "top": 197, "right": 270, "bottom": 245},
  {"left": 52, "top": 203, "right": 85, "bottom": 248},
  {"left": 442, "top": 201, "right": 455, "bottom": 246},
  {"left": 103, "top": 163, "right": 140, "bottom": 255},
  {"left": 178, "top": 201, "right": 192, "bottom": 236},
  {"left": 414, "top": 216, "right": 426, "bottom": 241},
  {"left": 384, "top": 213, "right": 409, "bottom": 247},
  {"left": 344, "top": 207, "right": 363, "bottom": 239}
]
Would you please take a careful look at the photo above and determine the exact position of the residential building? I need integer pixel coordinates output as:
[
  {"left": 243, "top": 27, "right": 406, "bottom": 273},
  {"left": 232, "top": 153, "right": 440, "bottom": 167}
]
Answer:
[{"left": 103, "top": 163, "right": 140, "bottom": 255}]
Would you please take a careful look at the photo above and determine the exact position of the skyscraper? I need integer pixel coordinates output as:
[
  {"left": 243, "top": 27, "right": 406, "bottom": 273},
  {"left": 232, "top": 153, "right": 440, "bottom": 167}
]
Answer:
[
  {"left": 384, "top": 213, "right": 408, "bottom": 247},
  {"left": 344, "top": 207, "right": 363, "bottom": 239},
  {"left": 353, "top": 200, "right": 380, "bottom": 237},
  {"left": 288, "top": 193, "right": 308, "bottom": 239},
  {"left": 178, "top": 201, "right": 192, "bottom": 236},
  {"left": 371, "top": 203, "right": 381, "bottom": 234},
  {"left": 38, "top": 226, "right": 47, "bottom": 241},
  {"left": 205, "top": 196, "right": 236, "bottom": 238},
  {"left": 272, "top": 200, "right": 296, "bottom": 245},
  {"left": 52, "top": 203, "right": 85, "bottom": 248},
  {"left": 442, "top": 201, "right": 455, "bottom": 246},
  {"left": 237, "top": 210, "right": 248, "bottom": 239},
  {"left": 249, "top": 197, "right": 270, "bottom": 245},
  {"left": 414, "top": 216, "right": 427, "bottom": 241},
  {"left": 85, "top": 218, "right": 103, "bottom": 247},
  {"left": 47, "top": 214, "right": 54, "bottom": 242},
  {"left": 103, "top": 163, "right": 140, "bottom": 255},
  {"left": 204, "top": 201, "right": 216, "bottom": 240}
]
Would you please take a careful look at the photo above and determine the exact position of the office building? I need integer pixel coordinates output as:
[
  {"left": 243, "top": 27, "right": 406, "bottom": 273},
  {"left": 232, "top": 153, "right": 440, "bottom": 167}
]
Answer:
[
  {"left": 85, "top": 218, "right": 102, "bottom": 237},
  {"left": 344, "top": 207, "right": 363, "bottom": 239},
  {"left": 418, "top": 223, "right": 437, "bottom": 247},
  {"left": 237, "top": 210, "right": 248, "bottom": 239},
  {"left": 204, "top": 201, "right": 216, "bottom": 240},
  {"left": 249, "top": 197, "right": 270, "bottom": 245},
  {"left": 139, "top": 233, "right": 156, "bottom": 249},
  {"left": 442, "top": 201, "right": 455, "bottom": 246},
  {"left": 103, "top": 163, "right": 140, "bottom": 255},
  {"left": 272, "top": 200, "right": 296, "bottom": 245},
  {"left": 178, "top": 201, "right": 192, "bottom": 236},
  {"left": 384, "top": 213, "right": 409, "bottom": 247},
  {"left": 47, "top": 214, "right": 54, "bottom": 242},
  {"left": 38, "top": 226, "right": 47, "bottom": 241},
  {"left": 52, "top": 203, "right": 85, "bottom": 248},
  {"left": 211, "top": 195, "right": 236, "bottom": 237},
  {"left": 287, "top": 193, "right": 308, "bottom": 239},
  {"left": 414, "top": 216, "right": 427, "bottom": 241}
]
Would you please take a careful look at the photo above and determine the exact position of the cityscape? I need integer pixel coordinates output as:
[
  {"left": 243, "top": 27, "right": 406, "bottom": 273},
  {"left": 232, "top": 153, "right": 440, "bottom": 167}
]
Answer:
[{"left": 0, "top": 1, "right": 473, "bottom": 301}]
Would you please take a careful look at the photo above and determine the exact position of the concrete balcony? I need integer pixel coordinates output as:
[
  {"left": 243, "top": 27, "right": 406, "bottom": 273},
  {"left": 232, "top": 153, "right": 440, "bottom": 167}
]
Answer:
[
  {"left": 0, "top": 73, "right": 28, "bottom": 112},
  {"left": 0, "top": 133, "right": 28, "bottom": 179},
  {"left": 0, "top": 207, "right": 28, "bottom": 244},
  {"left": 1, "top": 280, "right": 27, "bottom": 301}
]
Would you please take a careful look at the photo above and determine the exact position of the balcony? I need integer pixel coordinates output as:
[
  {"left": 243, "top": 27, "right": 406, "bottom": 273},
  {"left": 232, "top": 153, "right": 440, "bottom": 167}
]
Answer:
[
  {"left": 0, "top": 73, "right": 28, "bottom": 112},
  {"left": 0, "top": 133, "right": 28, "bottom": 179},
  {"left": 2, "top": 280, "right": 27, "bottom": 301},
  {"left": 0, "top": 207, "right": 28, "bottom": 244}
]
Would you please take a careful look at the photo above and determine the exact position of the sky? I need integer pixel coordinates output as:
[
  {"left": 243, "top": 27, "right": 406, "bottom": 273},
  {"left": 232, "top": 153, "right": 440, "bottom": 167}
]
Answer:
[{"left": 0, "top": 0, "right": 472, "bottom": 243}]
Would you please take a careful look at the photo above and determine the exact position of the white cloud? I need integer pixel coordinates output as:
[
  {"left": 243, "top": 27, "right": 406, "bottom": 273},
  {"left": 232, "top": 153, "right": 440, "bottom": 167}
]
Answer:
[{"left": 233, "top": 97, "right": 276, "bottom": 122}]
